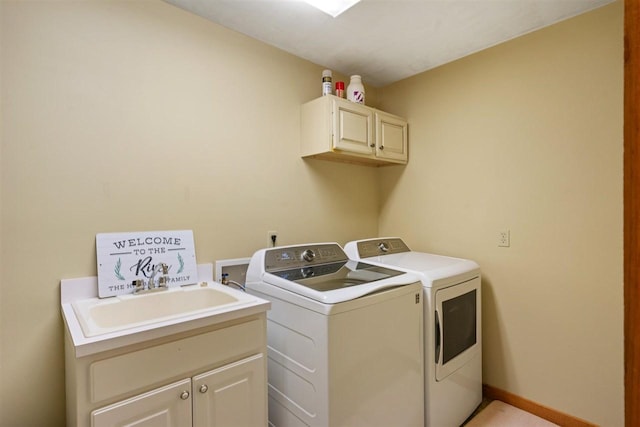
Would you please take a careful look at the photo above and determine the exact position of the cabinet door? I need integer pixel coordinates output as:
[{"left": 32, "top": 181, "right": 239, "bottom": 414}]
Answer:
[
  {"left": 193, "top": 354, "right": 267, "bottom": 427},
  {"left": 375, "top": 111, "right": 408, "bottom": 163},
  {"left": 333, "top": 98, "right": 374, "bottom": 155},
  {"left": 91, "top": 379, "right": 192, "bottom": 427}
]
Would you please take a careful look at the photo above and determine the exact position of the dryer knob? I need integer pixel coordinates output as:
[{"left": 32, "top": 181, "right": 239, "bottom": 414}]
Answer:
[
  {"left": 378, "top": 242, "right": 389, "bottom": 253},
  {"left": 301, "top": 249, "right": 316, "bottom": 262}
]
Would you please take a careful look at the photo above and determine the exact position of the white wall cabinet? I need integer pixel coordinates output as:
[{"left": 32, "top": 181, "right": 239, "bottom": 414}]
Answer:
[
  {"left": 301, "top": 95, "right": 408, "bottom": 166},
  {"left": 65, "top": 315, "right": 268, "bottom": 427}
]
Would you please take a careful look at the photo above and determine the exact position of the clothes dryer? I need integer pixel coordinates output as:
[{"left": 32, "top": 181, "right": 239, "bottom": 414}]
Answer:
[
  {"left": 344, "top": 238, "right": 481, "bottom": 427},
  {"left": 246, "top": 243, "right": 424, "bottom": 427}
]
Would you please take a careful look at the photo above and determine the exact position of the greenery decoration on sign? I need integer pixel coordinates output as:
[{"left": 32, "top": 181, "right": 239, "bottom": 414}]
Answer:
[
  {"left": 114, "top": 258, "right": 125, "bottom": 281},
  {"left": 177, "top": 253, "right": 184, "bottom": 274}
]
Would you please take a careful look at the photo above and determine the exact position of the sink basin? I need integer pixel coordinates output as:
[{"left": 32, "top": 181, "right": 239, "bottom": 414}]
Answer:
[
  {"left": 61, "top": 267, "right": 270, "bottom": 357},
  {"left": 72, "top": 285, "right": 246, "bottom": 337}
]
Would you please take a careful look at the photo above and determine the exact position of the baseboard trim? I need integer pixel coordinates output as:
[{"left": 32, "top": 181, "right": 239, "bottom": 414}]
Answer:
[{"left": 482, "top": 384, "right": 598, "bottom": 427}]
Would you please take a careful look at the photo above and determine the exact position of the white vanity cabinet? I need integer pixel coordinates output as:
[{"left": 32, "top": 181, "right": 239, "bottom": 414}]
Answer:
[
  {"left": 64, "top": 313, "right": 268, "bottom": 427},
  {"left": 91, "top": 353, "right": 265, "bottom": 427},
  {"left": 301, "top": 95, "right": 408, "bottom": 166}
]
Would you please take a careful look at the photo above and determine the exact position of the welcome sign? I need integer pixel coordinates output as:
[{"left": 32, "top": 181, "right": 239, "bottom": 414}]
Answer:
[{"left": 96, "top": 230, "right": 198, "bottom": 298}]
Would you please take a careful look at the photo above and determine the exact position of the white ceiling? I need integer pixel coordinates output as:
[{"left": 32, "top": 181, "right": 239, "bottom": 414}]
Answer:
[{"left": 163, "top": 0, "right": 615, "bottom": 87}]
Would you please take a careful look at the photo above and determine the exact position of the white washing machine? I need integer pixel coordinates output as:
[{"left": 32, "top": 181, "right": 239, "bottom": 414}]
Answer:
[
  {"left": 245, "top": 243, "right": 425, "bottom": 427},
  {"left": 344, "top": 238, "right": 482, "bottom": 427}
]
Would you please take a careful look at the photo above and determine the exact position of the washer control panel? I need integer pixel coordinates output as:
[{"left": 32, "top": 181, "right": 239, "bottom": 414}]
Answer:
[
  {"left": 356, "top": 238, "right": 411, "bottom": 258},
  {"left": 265, "top": 243, "right": 348, "bottom": 272}
]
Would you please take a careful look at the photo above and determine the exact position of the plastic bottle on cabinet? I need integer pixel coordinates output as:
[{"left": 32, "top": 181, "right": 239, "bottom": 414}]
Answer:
[
  {"left": 322, "top": 70, "right": 332, "bottom": 96},
  {"left": 347, "top": 75, "right": 365, "bottom": 104}
]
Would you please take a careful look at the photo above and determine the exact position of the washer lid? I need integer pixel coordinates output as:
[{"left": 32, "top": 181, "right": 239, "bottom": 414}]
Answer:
[
  {"left": 274, "top": 260, "right": 403, "bottom": 289},
  {"left": 263, "top": 260, "right": 417, "bottom": 304}
]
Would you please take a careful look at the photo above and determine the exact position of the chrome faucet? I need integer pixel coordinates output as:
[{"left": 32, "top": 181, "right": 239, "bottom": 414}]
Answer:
[{"left": 133, "top": 263, "right": 169, "bottom": 294}]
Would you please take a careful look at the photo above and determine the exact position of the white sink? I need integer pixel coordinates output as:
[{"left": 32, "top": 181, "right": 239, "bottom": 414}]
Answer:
[
  {"left": 72, "top": 285, "right": 244, "bottom": 337},
  {"left": 61, "top": 267, "right": 270, "bottom": 357}
]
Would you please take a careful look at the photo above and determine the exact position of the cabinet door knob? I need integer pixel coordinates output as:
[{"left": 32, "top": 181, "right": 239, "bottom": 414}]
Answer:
[
  {"left": 379, "top": 145, "right": 384, "bottom": 150},
  {"left": 180, "top": 391, "right": 190, "bottom": 400},
  {"left": 199, "top": 384, "right": 208, "bottom": 394},
  {"left": 370, "top": 143, "right": 375, "bottom": 147}
]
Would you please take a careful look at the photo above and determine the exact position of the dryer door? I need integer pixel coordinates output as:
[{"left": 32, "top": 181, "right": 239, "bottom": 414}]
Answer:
[{"left": 434, "top": 276, "right": 481, "bottom": 381}]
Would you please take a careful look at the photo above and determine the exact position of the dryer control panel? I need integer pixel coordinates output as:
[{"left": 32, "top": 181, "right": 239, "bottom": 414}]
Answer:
[
  {"left": 356, "top": 238, "right": 411, "bottom": 258},
  {"left": 264, "top": 243, "right": 348, "bottom": 272}
]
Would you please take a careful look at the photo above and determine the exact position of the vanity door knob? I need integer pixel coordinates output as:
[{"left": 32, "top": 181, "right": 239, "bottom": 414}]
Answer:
[
  {"left": 199, "top": 384, "right": 208, "bottom": 394},
  {"left": 180, "top": 391, "right": 190, "bottom": 400}
]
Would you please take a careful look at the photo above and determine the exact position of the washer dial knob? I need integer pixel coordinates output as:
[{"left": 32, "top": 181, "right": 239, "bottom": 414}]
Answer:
[
  {"left": 378, "top": 242, "right": 389, "bottom": 253},
  {"left": 301, "top": 249, "right": 316, "bottom": 262}
]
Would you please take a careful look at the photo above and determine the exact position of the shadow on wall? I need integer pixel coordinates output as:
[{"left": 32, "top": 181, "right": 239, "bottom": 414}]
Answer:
[
  {"left": 377, "top": 164, "right": 407, "bottom": 212},
  {"left": 480, "top": 276, "right": 516, "bottom": 390},
  {"left": 300, "top": 157, "right": 379, "bottom": 207}
]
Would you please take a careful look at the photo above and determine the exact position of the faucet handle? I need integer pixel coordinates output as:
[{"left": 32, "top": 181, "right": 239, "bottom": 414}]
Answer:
[
  {"left": 132, "top": 279, "right": 145, "bottom": 293},
  {"left": 157, "top": 263, "right": 169, "bottom": 288},
  {"left": 158, "top": 275, "right": 168, "bottom": 288}
]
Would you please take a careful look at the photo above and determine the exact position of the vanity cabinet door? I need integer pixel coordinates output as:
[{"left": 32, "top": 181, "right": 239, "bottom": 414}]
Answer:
[
  {"left": 193, "top": 353, "right": 267, "bottom": 427},
  {"left": 91, "top": 379, "right": 192, "bottom": 427}
]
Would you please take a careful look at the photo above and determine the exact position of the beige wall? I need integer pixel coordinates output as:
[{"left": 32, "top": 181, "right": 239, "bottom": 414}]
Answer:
[
  {"left": 378, "top": 2, "right": 623, "bottom": 425},
  {"left": 0, "top": 1, "right": 379, "bottom": 425},
  {"left": 0, "top": 1, "right": 625, "bottom": 426}
]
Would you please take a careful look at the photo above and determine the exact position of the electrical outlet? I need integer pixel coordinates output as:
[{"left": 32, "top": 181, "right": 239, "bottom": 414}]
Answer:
[
  {"left": 267, "top": 230, "right": 278, "bottom": 247},
  {"left": 498, "top": 229, "right": 510, "bottom": 247}
]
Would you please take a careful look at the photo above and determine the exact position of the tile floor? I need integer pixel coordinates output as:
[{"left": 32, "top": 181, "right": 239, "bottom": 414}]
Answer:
[{"left": 461, "top": 397, "right": 493, "bottom": 426}]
